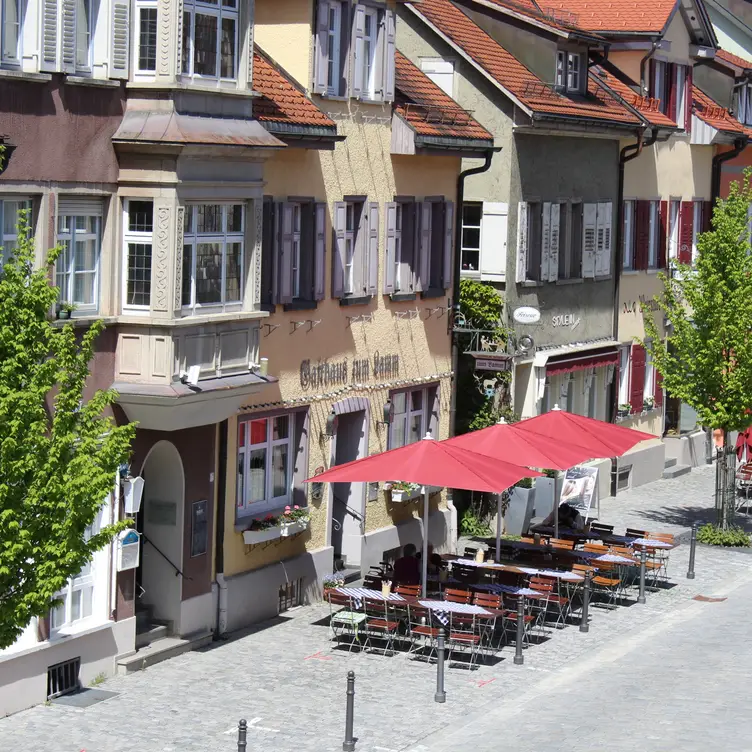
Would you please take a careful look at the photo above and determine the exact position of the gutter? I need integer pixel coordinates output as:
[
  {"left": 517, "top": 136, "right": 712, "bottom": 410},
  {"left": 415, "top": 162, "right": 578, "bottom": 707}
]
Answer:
[
  {"left": 640, "top": 39, "right": 660, "bottom": 96},
  {"left": 711, "top": 136, "right": 749, "bottom": 203},
  {"left": 214, "top": 419, "right": 228, "bottom": 638}
]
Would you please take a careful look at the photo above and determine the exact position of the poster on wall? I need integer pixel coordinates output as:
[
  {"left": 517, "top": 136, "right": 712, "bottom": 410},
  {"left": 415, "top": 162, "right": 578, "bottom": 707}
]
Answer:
[{"left": 559, "top": 466, "right": 599, "bottom": 520}]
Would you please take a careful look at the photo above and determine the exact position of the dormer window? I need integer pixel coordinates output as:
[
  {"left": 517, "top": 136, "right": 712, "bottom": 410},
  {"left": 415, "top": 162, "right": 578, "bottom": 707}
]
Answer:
[
  {"left": 556, "top": 50, "right": 583, "bottom": 94},
  {"left": 649, "top": 60, "right": 692, "bottom": 131},
  {"left": 735, "top": 84, "right": 752, "bottom": 126}
]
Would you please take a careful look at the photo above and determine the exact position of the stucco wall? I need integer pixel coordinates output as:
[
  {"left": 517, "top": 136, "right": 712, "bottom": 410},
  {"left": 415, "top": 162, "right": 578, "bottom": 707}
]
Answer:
[
  {"left": 254, "top": 0, "right": 313, "bottom": 88},
  {"left": 618, "top": 272, "right": 666, "bottom": 343},
  {"left": 718, "top": 145, "right": 752, "bottom": 198}
]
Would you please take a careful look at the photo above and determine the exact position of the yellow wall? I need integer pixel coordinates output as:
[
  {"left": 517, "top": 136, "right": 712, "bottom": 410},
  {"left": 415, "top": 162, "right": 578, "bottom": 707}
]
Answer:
[
  {"left": 254, "top": 0, "right": 313, "bottom": 86},
  {"left": 618, "top": 272, "right": 666, "bottom": 343}
]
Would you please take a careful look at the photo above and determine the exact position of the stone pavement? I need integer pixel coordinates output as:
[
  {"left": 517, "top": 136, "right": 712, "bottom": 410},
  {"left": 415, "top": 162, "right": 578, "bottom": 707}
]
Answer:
[{"left": 3, "top": 465, "right": 752, "bottom": 752}]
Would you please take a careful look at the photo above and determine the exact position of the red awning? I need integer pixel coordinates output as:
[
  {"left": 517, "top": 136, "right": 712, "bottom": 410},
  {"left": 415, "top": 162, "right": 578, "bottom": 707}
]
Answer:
[{"left": 546, "top": 348, "right": 619, "bottom": 376}]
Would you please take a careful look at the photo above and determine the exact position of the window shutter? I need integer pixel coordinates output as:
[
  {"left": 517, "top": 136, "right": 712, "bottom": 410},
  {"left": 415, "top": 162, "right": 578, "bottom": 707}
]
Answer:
[
  {"left": 540, "top": 202, "right": 551, "bottom": 282},
  {"left": 667, "top": 63, "right": 677, "bottom": 122},
  {"left": 515, "top": 201, "right": 528, "bottom": 283},
  {"left": 655, "top": 371, "right": 664, "bottom": 408},
  {"left": 548, "top": 202, "right": 560, "bottom": 282},
  {"left": 634, "top": 200, "right": 649, "bottom": 270},
  {"left": 479, "top": 202, "right": 508, "bottom": 281},
  {"left": 261, "top": 199, "right": 276, "bottom": 307},
  {"left": 110, "top": 0, "right": 130, "bottom": 78},
  {"left": 442, "top": 200, "right": 453, "bottom": 290},
  {"left": 40, "top": 0, "right": 59, "bottom": 71},
  {"left": 314, "top": 202, "right": 327, "bottom": 300},
  {"left": 332, "top": 201, "right": 346, "bottom": 298},
  {"left": 603, "top": 202, "right": 612, "bottom": 276},
  {"left": 367, "top": 202, "right": 379, "bottom": 295},
  {"left": 658, "top": 200, "right": 668, "bottom": 268},
  {"left": 582, "top": 203, "right": 597, "bottom": 278},
  {"left": 313, "top": 0, "right": 329, "bottom": 94},
  {"left": 678, "top": 201, "right": 693, "bottom": 264},
  {"left": 685, "top": 67, "right": 693, "bottom": 134},
  {"left": 57, "top": 197, "right": 104, "bottom": 215},
  {"left": 384, "top": 202, "right": 396, "bottom": 294},
  {"left": 278, "top": 203, "right": 294, "bottom": 304},
  {"left": 351, "top": 4, "right": 365, "bottom": 98},
  {"left": 418, "top": 201, "right": 432, "bottom": 291},
  {"left": 382, "top": 8, "right": 396, "bottom": 102},
  {"left": 630, "top": 344, "right": 646, "bottom": 414},
  {"left": 595, "top": 202, "right": 611, "bottom": 276},
  {"left": 60, "top": 0, "right": 77, "bottom": 73}
]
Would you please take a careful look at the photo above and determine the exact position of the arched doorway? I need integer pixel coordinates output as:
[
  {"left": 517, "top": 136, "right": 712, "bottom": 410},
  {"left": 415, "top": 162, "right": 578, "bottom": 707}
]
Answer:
[{"left": 136, "top": 440, "right": 185, "bottom": 634}]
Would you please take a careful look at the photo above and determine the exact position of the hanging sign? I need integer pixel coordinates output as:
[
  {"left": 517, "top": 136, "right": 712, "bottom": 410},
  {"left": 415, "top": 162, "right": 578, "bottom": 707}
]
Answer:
[
  {"left": 117, "top": 529, "right": 140, "bottom": 572},
  {"left": 471, "top": 352, "right": 513, "bottom": 372}
]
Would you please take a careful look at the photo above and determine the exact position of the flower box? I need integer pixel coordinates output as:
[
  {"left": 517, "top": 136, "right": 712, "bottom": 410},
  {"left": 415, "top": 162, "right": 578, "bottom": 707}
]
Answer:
[
  {"left": 243, "top": 526, "right": 282, "bottom": 545},
  {"left": 280, "top": 518, "right": 309, "bottom": 537}
]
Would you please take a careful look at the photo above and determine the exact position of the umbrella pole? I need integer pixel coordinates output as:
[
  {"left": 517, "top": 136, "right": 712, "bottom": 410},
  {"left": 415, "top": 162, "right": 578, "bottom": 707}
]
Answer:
[
  {"left": 554, "top": 496, "right": 559, "bottom": 539},
  {"left": 422, "top": 487, "right": 429, "bottom": 599},
  {"left": 495, "top": 494, "right": 502, "bottom": 563}
]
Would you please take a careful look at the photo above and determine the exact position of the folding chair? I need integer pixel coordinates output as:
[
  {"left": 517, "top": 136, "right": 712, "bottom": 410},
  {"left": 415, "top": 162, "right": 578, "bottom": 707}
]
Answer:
[
  {"left": 395, "top": 584, "right": 420, "bottom": 598},
  {"left": 473, "top": 592, "right": 503, "bottom": 652},
  {"left": 445, "top": 587, "right": 472, "bottom": 604},
  {"left": 363, "top": 598, "right": 400, "bottom": 655},
  {"left": 625, "top": 527, "right": 648, "bottom": 539},
  {"left": 589, "top": 522, "right": 614, "bottom": 536},
  {"left": 327, "top": 591, "right": 366, "bottom": 652},
  {"left": 590, "top": 561, "right": 622, "bottom": 607},
  {"left": 549, "top": 538, "right": 575, "bottom": 550},
  {"left": 583, "top": 543, "right": 609, "bottom": 554},
  {"left": 502, "top": 593, "right": 535, "bottom": 648},
  {"left": 646, "top": 532, "right": 675, "bottom": 581},
  {"left": 447, "top": 611, "right": 482, "bottom": 670},
  {"left": 406, "top": 603, "right": 440, "bottom": 661},
  {"left": 530, "top": 575, "right": 569, "bottom": 628}
]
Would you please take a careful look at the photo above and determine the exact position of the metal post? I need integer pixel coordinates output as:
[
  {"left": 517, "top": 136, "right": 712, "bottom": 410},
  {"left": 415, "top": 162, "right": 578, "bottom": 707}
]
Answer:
[
  {"left": 434, "top": 629, "right": 446, "bottom": 703},
  {"left": 579, "top": 571, "right": 591, "bottom": 633},
  {"left": 343, "top": 671, "right": 356, "bottom": 752},
  {"left": 237, "top": 719, "right": 247, "bottom": 752},
  {"left": 513, "top": 595, "right": 525, "bottom": 665},
  {"left": 687, "top": 522, "right": 698, "bottom": 580},
  {"left": 495, "top": 494, "right": 502, "bottom": 563},
  {"left": 637, "top": 547, "right": 647, "bottom": 604}
]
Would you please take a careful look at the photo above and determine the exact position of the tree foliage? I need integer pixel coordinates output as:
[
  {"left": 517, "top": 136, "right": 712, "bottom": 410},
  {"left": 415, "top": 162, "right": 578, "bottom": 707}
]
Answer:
[
  {"left": 644, "top": 172, "right": 752, "bottom": 434},
  {"left": 0, "top": 213, "right": 135, "bottom": 649}
]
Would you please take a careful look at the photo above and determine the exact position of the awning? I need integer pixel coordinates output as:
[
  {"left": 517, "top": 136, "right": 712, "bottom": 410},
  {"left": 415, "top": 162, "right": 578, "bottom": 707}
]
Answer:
[{"left": 546, "top": 347, "right": 619, "bottom": 376}]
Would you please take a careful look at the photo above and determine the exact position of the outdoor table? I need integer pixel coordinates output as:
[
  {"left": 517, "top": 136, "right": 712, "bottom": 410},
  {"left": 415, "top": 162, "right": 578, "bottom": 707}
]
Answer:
[
  {"left": 594, "top": 553, "right": 637, "bottom": 565},
  {"left": 335, "top": 587, "right": 406, "bottom": 609},
  {"left": 630, "top": 539, "right": 675, "bottom": 549},
  {"left": 418, "top": 599, "right": 493, "bottom": 626},
  {"left": 474, "top": 583, "right": 543, "bottom": 597},
  {"left": 449, "top": 558, "right": 585, "bottom": 582}
]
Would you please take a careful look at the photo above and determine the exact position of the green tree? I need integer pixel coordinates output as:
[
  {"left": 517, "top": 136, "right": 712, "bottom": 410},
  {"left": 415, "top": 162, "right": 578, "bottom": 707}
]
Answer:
[
  {"left": 644, "top": 172, "right": 752, "bottom": 529},
  {"left": 0, "top": 212, "right": 135, "bottom": 649}
]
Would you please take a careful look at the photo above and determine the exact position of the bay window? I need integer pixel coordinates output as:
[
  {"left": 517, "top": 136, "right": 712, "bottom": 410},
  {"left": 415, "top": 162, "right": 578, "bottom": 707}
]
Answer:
[
  {"left": 388, "top": 385, "right": 439, "bottom": 449},
  {"left": 0, "top": 197, "right": 32, "bottom": 266},
  {"left": 123, "top": 199, "right": 153, "bottom": 309},
  {"left": 182, "top": 0, "right": 237, "bottom": 80},
  {"left": 1, "top": 0, "right": 21, "bottom": 65},
  {"left": 182, "top": 203, "right": 244, "bottom": 311},
  {"left": 136, "top": 2, "right": 158, "bottom": 73}
]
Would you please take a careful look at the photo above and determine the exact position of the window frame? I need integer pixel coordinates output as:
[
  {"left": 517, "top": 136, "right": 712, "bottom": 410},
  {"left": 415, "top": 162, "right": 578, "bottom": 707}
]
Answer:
[
  {"left": 0, "top": 196, "right": 32, "bottom": 267},
  {"left": 325, "top": 0, "right": 342, "bottom": 96},
  {"left": 56, "top": 210, "right": 102, "bottom": 314},
  {"left": 647, "top": 200, "right": 659, "bottom": 269},
  {"left": 668, "top": 198, "right": 680, "bottom": 263},
  {"left": 0, "top": 0, "right": 22, "bottom": 67},
  {"left": 618, "top": 345, "right": 631, "bottom": 406},
  {"left": 181, "top": 0, "right": 239, "bottom": 82},
  {"left": 388, "top": 385, "right": 438, "bottom": 450},
  {"left": 360, "top": 4, "right": 379, "bottom": 100},
  {"left": 460, "top": 201, "right": 482, "bottom": 276},
  {"left": 75, "top": 0, "right": 94, "bottom": 73},
  {"left": 692, "top": 199, "right": 703, "bottom": 265},
  {"left": 122, "top": 199, "right": 154, "bottom": 312},
  {"left": 643, "top": 340, "right": 655, "bottom": 402},
  {"left": 134, "top": 1, "right": 158, "bottom": 75},
  {"left": 182, "top": 202, "right": 245, "bottom": 314},
  {"left": 526, "top": 201, "right": 543, "bottom": 281},
  {"left": 622, "top": 199, "right": 636, "bottom": 270},
  {"left": 555, "top": 49, "right": 584, "bottom": 94}
]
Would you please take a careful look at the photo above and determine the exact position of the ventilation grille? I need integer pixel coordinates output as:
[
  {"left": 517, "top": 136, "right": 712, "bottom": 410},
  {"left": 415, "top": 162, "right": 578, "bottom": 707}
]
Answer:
[
  {"left": 278, "top": 578, "right": 303, "bottom": 613},
  {"left": 47, "top": 657, "right": 81, "bottom": 700}
]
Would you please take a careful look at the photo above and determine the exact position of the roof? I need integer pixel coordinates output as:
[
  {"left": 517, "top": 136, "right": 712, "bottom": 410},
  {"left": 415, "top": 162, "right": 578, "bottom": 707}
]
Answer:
[
  {"left": 394, "top": 51, "right": 494, "bottom": 143},
  {"left": 252, "top": 47, "right": 337, "bottom": 132},
  {"left": 542, "top": 0, "right": 677, "bottom": 33},
  {"left": 693, "top": 85, "right": 747, "bottom": 135},
  {"left": 409, "top": 0, "right": 641, "bottom": 127},
  {"left": 715, "top": 48, "right": 752, "bottom": 73}
]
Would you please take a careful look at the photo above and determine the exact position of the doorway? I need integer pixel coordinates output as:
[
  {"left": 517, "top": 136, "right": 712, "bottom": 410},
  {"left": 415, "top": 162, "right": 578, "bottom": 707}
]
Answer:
[{"left": 330, "top": 409, "right": 367, "bottom": 569}]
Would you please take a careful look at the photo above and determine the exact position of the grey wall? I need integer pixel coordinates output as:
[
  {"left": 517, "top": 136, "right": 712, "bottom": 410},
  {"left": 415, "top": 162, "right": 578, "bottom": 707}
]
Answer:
[{"left": 694, "top": 62, "right": 736, "bottom": 110}]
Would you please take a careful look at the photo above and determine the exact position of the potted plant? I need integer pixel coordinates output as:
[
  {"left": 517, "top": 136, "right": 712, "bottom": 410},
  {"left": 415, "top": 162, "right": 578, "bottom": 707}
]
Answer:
[
  {"left": 323, "top": 573, "right": 345, "bottom": 591},
  {"left": 280, "top": 505, "right": 310, "bottom": 537},
  {"left": 644, "top": 396, "right": 655, "bottom": 411},
  {"left": 617, "top": 403, "right": 632, "bottom": 419},
  {"left": 242, "top": 514, "right": 281, "bottom": 545},
  {"left": 390, "top": 481, "right": 419, "bottom": 502},
  {"left": 58, "top": 302, "right": 75, "bottom": 320}
]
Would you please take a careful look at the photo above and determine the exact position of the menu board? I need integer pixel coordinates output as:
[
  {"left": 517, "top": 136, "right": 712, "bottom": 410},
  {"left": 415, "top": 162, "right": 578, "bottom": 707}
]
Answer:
[{"left": 558, "top": 466, "right": 598, "bottom": 518}]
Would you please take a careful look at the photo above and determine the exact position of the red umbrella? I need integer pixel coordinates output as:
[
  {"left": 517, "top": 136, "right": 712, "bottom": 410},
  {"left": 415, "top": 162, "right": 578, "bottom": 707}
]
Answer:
[{"left": 305, "top": 434, "right": 541, "bottom": 596}]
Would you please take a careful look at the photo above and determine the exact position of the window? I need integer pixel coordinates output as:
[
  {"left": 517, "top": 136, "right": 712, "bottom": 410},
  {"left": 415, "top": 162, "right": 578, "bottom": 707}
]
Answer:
[
  {"left": 325, "top": 1, "right": 343, "bottom": 95},
  {"left": 237, "top": 413, "right": 301, "bottom": 517},
  {"left": 648, "top": 200, "right": 659, "bottom": 269},
  {"left": 56, "top": 203, "right": 102, "bottom": 312},
  {"left": 0, "top": 197, "right": 32, "bottom": 267},
  {"left": 385, "top": 199, "right": 417, "bottom": 293},
  {"left": 181, "top": 0, "right": 237, "bottom": 80},
  {"left": 622, "top": 200, "right": 635, "bottom": 270},
  {"left": 560, "top": 201, "right": 582, "bottom": 280},
  {"left": 461, "top": 202, "right": 481, "bottom": 273},
  {"left": 560, "top": 374, "right": 575, "bottom": 413},
  {"left": 618, "top": 346, "right": 630, "bottom": 407},
  {"left": 668, "top": 199, "right": 680, "bottom": 263},
  {"left": 651, "top": 60, "right": 692, "bottom": 129},
  {"left": 735, "top": 84, "right": 752, "bottom": 126},
  {"left": 75, "top": 0, "right": 93, "bottom": 71},
  {"left": 361, "top": 6, "right": 378, "bottom": 100},
  {"left": 644, "top": 342, "right": 655, "bottom": 403},
  {"left": 556, "top": 50, "right": 583, "bottom": 93},
  {"left": 421, "top": 59, "right": 454, "bottom": 97},
  {"left": 334, "top": 199, "right": 374, "bottom": 299},
  {"left": 182, "top": 203, "right": 244, "bottom": 310},
  {"left": 1, "top": 0, "right": 21, "bottom": 65},
  {"left": 123, "top": 200, "right": 153, "bottom": 309},
  {"left": 526, "top": 201, "right": 542, "bottom": 281},
  {"left": 344, "top": 201, "right": 362, "bottom": 296},
  {"left": 136, "top": 3, "right": 158, "bottom": 72},
  {"left": 388, "top": 385, "right": 438, "bottom": 449}
]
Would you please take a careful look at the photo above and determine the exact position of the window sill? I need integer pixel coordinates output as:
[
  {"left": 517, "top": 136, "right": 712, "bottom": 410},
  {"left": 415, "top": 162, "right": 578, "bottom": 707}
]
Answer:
[
  {"left": 555, "top": 277, "right": 583, "bottom": 285},
  {"left": 66, "top": 75, "right": 121, "bottom": 88},
  {"left": 125, "top": 80, "right": 258, "bottom": 99},
  {"left": 621, "top": 269, "right": 640, "bottom": 276},
  {"left": 0, "top": 69, "right": 51, "bottom": 83},
  {"left": 389, "top": 292, "right": 417, "bottom": 302},
  {"left": 646, "top": 268, "right": 662, "bottom": 275},
  {"left": 57, "top": 310, "right": 271, "bottom": 328},
  {"left": 339, "top": 296, "right": 372, "bottom": 307},
  {"left": 420, "top": 288, "right": 446, "bottom": 300},
  {"left": 316, "top": 93, "right": 349, "bottom": 102},
  {"left": 521, "top": 280, "right": 542, "bottom": 288},
  {"left": 460, "top": 271, "right": 481, "bottom": 278},
  {"left": 593, "top": 275, "right": 613, "bottom": 281},
  {"left": 283, "top": 300, "right": 319, "bottom": 311}
]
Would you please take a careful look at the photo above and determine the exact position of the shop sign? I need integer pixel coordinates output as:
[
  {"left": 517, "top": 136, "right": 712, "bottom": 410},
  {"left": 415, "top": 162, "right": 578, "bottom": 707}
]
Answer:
[
  {"left": 513, "top": 306, "right": 541, "bottom": 324},
  {"left": 300, "top": 352, "right": 400, "bottom": 389},
  {"left": 552, "top": 313, "right": 581, "bottom": 329},
  {"left": 472, "top": 353, "right": 512, "bottom": 372}
]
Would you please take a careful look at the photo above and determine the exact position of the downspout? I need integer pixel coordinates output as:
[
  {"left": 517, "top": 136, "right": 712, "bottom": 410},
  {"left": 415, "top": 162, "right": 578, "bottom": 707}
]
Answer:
[
  {"left": 640, "top": 39, "right": 660, "bottom": 96},
  {"left": 711, "top": 136, "right": 748, "bottom": 204},
  {"left": 214, "top": 419, "right": 228, "bottom": 639}
]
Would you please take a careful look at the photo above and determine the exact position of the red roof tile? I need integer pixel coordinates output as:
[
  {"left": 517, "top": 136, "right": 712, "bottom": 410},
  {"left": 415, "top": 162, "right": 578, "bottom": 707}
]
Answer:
[
  {"left": 252, "top": 48, "right": 336, "bottom": 129},
  {"left": 394, "top": 51, "right": 493, "bottom": 142},
  {"left": 478, "top": 0, "right": 602, "bottom": 38},
  {"left": 693, "top": 86, "right": 745, "bottom": 134},
  {"left": 716, "top": 48, "right": 752, "bottom": 72},
  {"left": 542, "top": 0, "right": 677, "bottom": 33},
  {"left": 411, "top": 0, "right": 641, "bottom": 126}
]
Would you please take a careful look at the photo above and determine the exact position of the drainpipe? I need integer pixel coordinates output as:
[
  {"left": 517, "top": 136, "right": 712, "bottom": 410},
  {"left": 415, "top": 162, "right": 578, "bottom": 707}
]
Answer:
[
  {"left": 640, "top": 39, "right": 660, "bottom": 96},
  {"left": 711, "top": 137, "right": 748, "bottom": 204},
  {"left": 214, "top": 419, "right": 228, "bottom": 638}
]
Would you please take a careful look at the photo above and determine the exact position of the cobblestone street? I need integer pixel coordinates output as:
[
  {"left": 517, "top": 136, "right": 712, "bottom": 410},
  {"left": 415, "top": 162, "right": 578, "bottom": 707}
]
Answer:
[{"left": 3, "top": 465, "right": 752, "bottom": 752}]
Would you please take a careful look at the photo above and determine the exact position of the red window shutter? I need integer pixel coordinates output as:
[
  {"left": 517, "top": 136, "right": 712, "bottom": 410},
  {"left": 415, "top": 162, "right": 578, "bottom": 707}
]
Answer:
[
  {"left": 635, "top": 200, "right": 650, "bottom": 270},
  {"left": 685, "top": 67, "right": 693, "bottom": 134},
  {"left": 679, "top": 201, "right": 694, "bottom": 263},
  {"left": 658, "top": 200, "right": 668, "bottom": 268},
  {"left": 630, "top": 344, "right": 646, "bottom": 413},
  {"left": 655, "top": 371, "right": 664, "bottom": 408},
  {"left": 703, "top": 200, "right": 713, "bottom": 232}
]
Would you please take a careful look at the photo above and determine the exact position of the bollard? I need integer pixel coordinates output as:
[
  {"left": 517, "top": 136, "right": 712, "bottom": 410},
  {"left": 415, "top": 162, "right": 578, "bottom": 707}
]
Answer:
[
  {"left": 687, "top": 522, "right": 698, "bottom": 580},
  {"left": 237, "top": 719, "right": 247, "bottom": 752},
  {"left": 343, "top": 671, "right": 356, "bottom": 752},
  {"left": 513, "top": 595, "right": 525, "bottom": 665},
  {"left": 579, "top": 571, "right": 591, "bottom": 633},
  {"left": 434, "top": 629, "right": 447, "bottom": 703},
  {"left": 637, "top": 547, "right": 647, "bottom": 604}
]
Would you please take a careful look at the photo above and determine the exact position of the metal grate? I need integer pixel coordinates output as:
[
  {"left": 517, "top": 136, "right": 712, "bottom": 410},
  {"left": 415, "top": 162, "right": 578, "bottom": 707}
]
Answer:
[
  {"left": 47, "top": 657, "right": 81, "bottom": 700},
  {"left": 278, "top": 578, "right": 303, "bottom": 613}
]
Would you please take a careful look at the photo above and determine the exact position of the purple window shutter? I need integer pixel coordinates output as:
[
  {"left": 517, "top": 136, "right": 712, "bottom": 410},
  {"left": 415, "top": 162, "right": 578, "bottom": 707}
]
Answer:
[
  {"left": 313, "top": 1, "right": 329, "bottom": 94},
  {"left": 418, "top": 201, "right": 432, "bottom": 291},
  {"left": 384, "top": 202, "right": 396, "bottom": 294},
  {"left": 332, "top": 201, "right": 346, "bottom": 298},
  {"left": 278, "top": 203, "right": 294, "bottom": 304},
  {"left": 351, "top": 4, "right": 365, "bottom": 98},
  {"left": 442, "top": 200, "right": 454, "bottom": 291},
  {"left": 382, "top": 9, "right": 396, "bottom": 102},
  {"left": 314, "top": 202, "right": 327, "bottom": 300},
  {"left": 367, "top": 202, "right": 379, "bottom": 295}
]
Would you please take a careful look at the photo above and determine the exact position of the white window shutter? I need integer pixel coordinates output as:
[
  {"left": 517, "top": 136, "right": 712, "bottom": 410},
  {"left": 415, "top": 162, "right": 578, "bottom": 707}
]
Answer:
[
  {"left": 515, "top": 201, "right": 528, "bottom": 283},
  {"left": 351, "top": 4, "right": 365, "bottom": 98},
  {"left": 548, "top": 203, "right": 560, "bottom": 282},
  {"left": 382, "top": 8, "right": 396, "bottom": 102},
  {"left": 582, "top": 203, "right": 597, "bottom": 278},
  {"left": 110, "top": 0, "right": 130, "bottom": 78},
  {"left": 367, "top": 202, "right": 379, "bottom": 295},
  {"left": 278, "top": 203, "right": 294, "bottom": 304},
  {"left": 600, "top": 202, "right": 612, "bottom": 276},
  {"left": 418, "top": 201, "right": 432, "bottom": 291},
  {"left": 479, "top": 202, "right": 508, "bottom": 281},
  {"left": 313, "top": 0, "right": 330, "bottom": 94},
  {"left": 332, "top": 202, "right": 347, "bottom": 298},
  {"left": 314, "top": 203, "right": 327, "bottom": 300},
  {"left": 384, "top": 202, "right": 396, "bottom": 294},
  {"left": 40, "top": 0, "right": 59, "bottom": 71},
  {"left": 442, "top": 200, "right": 453, "bottom": 291},
  {"left": 60, "top": 0, "right": 77, "bottom": 72},
  {"left": 541, "top": 202, "right": 551, "bottom": 282},
  {"left": 594, "top": 202, "right": 606, "bottom": 276}
]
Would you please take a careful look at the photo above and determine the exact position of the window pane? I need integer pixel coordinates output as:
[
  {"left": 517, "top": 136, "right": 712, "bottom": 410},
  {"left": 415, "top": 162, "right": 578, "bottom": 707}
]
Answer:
[
  {"left": 128, "top": 201, "right": 153, "bottom": 232},
  {"left": 271, "top": 444, "right": 288, "bottom": 498},
  {"left": 236, "top": 450, "right": 244, "bottom": 508},
  {"left": 409, "top": 413, "right": 422, "bottom": 444},
  {"left": 182, "top": 244, "right": 192, "bottom": 306},
  {"left": 197, "top": 204, "right": 222, "bottom": 233},
  {"left": 75, "top": 236, "right": 97, "bottom": 271},
  {"left": 391, "top": 415, "right": 406, "bottom": 449},
  {"left": 220, "top": 17, "right": 235, "bottom": 78},
  {"left": 410, "top": 390, "right": 423, "bottom": 411},
  {"left": 76, "top": 0, "right": 91, "bottom": 69},
  {"left": 461, "top": 251, "right": 479, "bottom": 272},
  {"left": 81, "top": 586, "right": 93, "bottom": 619},
  {"left": 50, "top": 601, "right": 66, "bottom": 630},
  {"left": 71, "top": 589, "right": 82, "bottom": 622},
  {"left": 462, "top": 227, "right": 480, "bottom": 250},
  {"left": 227, "top": 204, "right": 243, "bottom": 233},
  {"left": 248, "top": 448, "right": 266, "bottom": 502},
  {"left": 273, "top": 415, "right": 289, "bottom": 441},
  {"left": 181, "top": 11, "right": 191, "bottom": 74},
  {"left": 138, "top": 8, "right": 158, "bottom": 71},
  {"left": 194, "top": 13, "right": 217, "bottom": 76},
  {"left": 237, "top": 421, "right": 245, "bottom": 447},
  {"left": 392, "top": 392, "right": 406, "bottom": 415},
  {"left": 56, "top": 239, "right": 72, "bottom": 296},
  {"left": 462, "top": 203, "right": 482, "bottom": 226},
  {"left": 2, "top": 0, "right": 20, "bottom": 61},
  {"left": 73, "top": 271, "right": 96, "bottom": 304},
  {"left": 195, "top": 243, "right": 222, "bottom": 304},
  {"left": 226, "top": 241, "right": 241, "bottom": 301},
  {"left": 249, "top": 418, "right": 267, "bottom": 445},
  {"left": 127, "top": 243, "right": 152, "bottom": 306}
]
